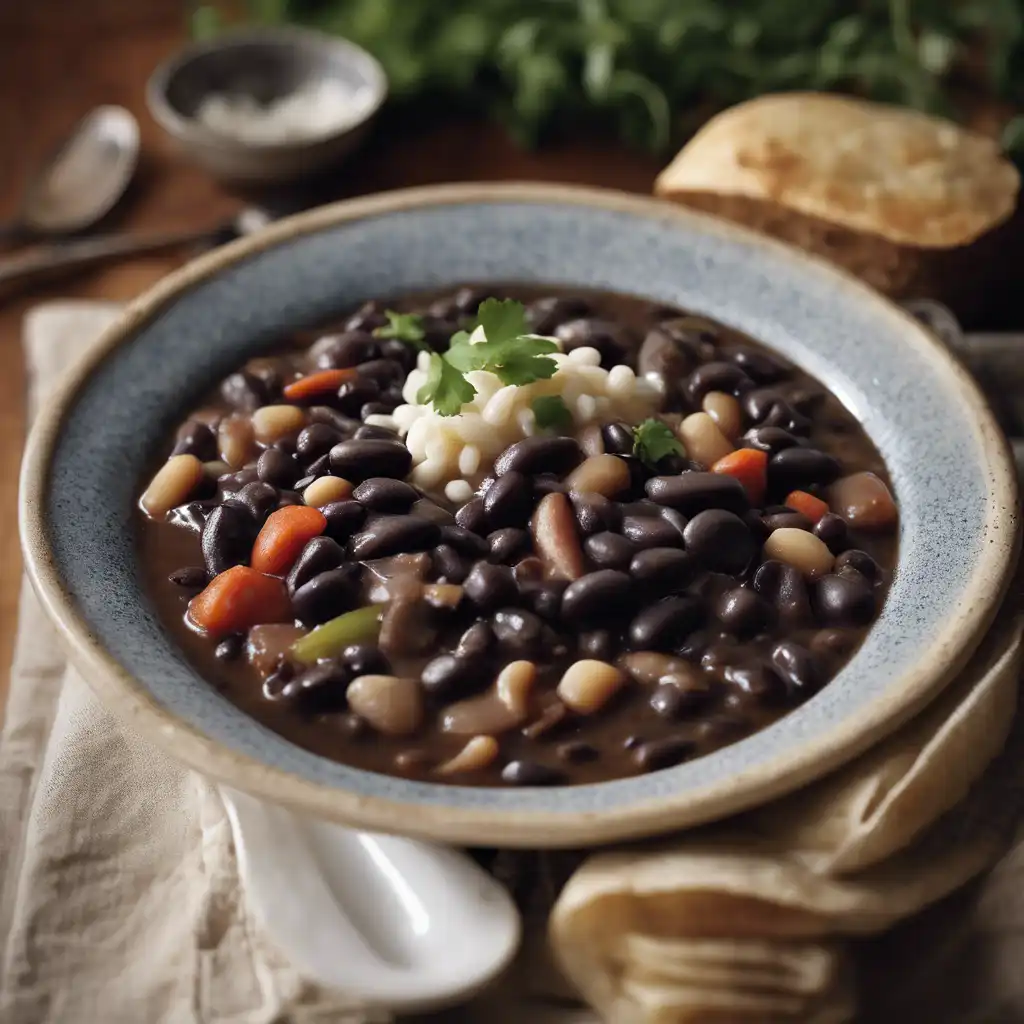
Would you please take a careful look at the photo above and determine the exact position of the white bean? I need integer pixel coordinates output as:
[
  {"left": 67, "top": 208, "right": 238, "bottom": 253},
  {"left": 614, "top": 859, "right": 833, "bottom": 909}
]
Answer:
[
  {"left": 606, "top": 363, "right": 636, "bottom": 398},
  {"left": 567, "top": 346, "right": 602, "bottom": 366},
  {"left": 445, "top": 479, "right": 475, "bottom": 504},
  {"left": 763, "top": 528, "right": 835, "bottom": 578},
  {"left": 678, "top": 412, "right": 734, "bottom": 467},
  {"left": 829, "top": 472, "right": 898, "bottom": 530},
  {"left": 435, "top": 735, "right": 500, "bottom": 775},
  {"left": 557, "top": 660, "right": 627, "bottom": 715},
  {"left": 251, "top": 404, "right": 306, "bottom": 445},
  {"left": 346, "top": 675, "right": 424, "bottom": 737},
  {"left": 702, "top": 391, "right": 743, "bottom": 440},
  {"left": 140, "top": 454, "right": 204, "bottom": 517},
  {"left": 565, "top": 454, "right": 631, "bottom": 498},
  {"left": 303, "top": 476, "right": 353, "bottom": 507},
  {"left": 218, "top": 414, "right": 255, "bottom": 468},
  {"left": 496, "top": 660, "right": 537, "bottom": 718}
]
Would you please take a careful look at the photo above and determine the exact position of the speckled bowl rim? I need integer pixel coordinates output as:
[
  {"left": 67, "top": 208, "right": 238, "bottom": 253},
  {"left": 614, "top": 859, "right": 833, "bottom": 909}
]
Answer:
[{"left": 19, "top": 183, "right": 1020, "bottom": 848}]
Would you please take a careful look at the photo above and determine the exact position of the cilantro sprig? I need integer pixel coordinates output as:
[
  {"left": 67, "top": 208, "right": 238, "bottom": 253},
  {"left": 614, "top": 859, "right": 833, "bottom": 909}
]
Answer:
[
  {"left": 373, "top": 310, "right": 428, "bottom": 347},
  {"left": 417, "top": 298, "right": 561, "bottom": 416},
  {"left": 633, "top": 418, "right": 685, "bottom": 468},
  {"left": 532, "top": 395, "right": 573, "bottom": 431}
]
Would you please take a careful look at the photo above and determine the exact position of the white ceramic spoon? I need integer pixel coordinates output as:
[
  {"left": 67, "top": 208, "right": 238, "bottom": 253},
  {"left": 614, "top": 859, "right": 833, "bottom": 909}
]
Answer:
[{"left": 220, "top": 786, "right": 522, "bottom": 1013}]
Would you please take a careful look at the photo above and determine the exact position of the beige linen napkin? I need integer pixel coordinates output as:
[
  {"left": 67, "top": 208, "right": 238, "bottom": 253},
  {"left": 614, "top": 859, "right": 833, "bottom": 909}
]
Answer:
[{"left": 2, "top": 301, "right": 1023, "bottom": 1024}]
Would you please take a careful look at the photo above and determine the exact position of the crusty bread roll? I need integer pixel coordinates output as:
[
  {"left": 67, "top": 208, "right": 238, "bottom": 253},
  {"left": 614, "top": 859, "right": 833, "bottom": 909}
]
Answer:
[{"left": 655, "top": 93, "right": 1021, "bottom": 320}]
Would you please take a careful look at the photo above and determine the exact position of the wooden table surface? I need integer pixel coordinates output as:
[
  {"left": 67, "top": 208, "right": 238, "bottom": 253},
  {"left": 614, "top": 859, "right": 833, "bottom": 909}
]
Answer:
[{"left": 0, "top": 1, "right": 663, "bottom": 713}]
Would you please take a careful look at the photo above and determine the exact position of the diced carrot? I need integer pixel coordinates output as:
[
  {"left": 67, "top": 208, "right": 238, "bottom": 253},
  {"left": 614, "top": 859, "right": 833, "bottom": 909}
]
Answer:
[
  {"left": 711, "top": 448, "right": 768, "bottom": 504},
  {"left": 282, "top": 368, "right": 358, "bottom": 401},
  {"left": 188, "top": 566, "right": 292, "bottom": 637},
  {"left": 785, "top": 489, "right": 830, "bottom": 524},
  {"left": 251, "top": 505, "right": 328, "bottom": 576}
]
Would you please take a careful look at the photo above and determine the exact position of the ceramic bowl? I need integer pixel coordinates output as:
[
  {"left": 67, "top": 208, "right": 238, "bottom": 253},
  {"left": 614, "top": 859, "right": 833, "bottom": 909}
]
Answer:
[
  {"left": 146, "top": 26, "right": 387, "bottom": 184},
  {"left": 20, "top": 184, "right": 1019, "bottom": 848}
]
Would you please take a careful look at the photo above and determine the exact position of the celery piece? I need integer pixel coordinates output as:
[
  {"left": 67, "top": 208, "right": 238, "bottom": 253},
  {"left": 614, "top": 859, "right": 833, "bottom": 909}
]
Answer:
[{"left": 289, "top": 605, "right": 382, "bottom": 665}]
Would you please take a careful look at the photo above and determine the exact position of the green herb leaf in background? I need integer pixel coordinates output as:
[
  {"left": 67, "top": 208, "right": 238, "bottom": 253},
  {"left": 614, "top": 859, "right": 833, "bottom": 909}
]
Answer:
[
  {"left": 633, "top": 417, "right": 684, "bottom": 467},
  {"left": 373, "top": 310, "right": 428, "bottom": 346},
  {"left": 532, "top": 395, "right": 574, "bottom": 431},
  {"left": 417, "top": 352, "right": 477, "bottom": 415}
]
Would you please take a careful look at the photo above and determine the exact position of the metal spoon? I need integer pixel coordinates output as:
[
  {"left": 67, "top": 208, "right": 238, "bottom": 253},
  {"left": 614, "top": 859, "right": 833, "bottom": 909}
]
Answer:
[{"left": 1, "top": 105, "right": 139, "bottom": 243}]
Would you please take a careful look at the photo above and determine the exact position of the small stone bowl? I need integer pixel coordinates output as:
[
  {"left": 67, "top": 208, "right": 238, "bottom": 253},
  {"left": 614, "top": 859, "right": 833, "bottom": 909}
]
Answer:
[{"left": 146, "top": 26, "right": 387, "bottom": 185}]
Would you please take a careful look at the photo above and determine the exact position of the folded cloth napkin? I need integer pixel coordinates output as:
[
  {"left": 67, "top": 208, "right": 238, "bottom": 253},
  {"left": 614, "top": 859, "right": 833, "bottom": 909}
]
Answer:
[{"left": 1, "top": 302, "right": 1022, "bottom": 1024}]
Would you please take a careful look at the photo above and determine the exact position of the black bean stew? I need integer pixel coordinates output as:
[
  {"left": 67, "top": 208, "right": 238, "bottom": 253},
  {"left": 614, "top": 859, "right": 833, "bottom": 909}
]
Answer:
[{"left": 137, "top": 287, "right": 898, "bottom": 786}]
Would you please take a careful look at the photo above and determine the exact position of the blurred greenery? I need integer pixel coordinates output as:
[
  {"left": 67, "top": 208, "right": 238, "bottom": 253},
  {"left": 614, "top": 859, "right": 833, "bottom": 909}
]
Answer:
[{"left": 191, "top": 0, "right": 1024, "bottom": 155}]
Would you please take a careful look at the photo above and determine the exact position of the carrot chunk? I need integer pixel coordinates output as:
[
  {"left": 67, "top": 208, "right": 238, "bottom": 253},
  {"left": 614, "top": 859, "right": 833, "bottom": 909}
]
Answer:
[
  {"left": 785, "top": 489, "right": 830, "bottom": 524},
  {"left": 710, "top": 448, "right": 768, "bottom": 504},
  {"left": 282, "top": 368, "right": 358, "bottom": 401},
  {"left": 251, "top": 505, "right": 328, "bottom": 576},
  {"left": 188, "top": 566, "right": 292, "bottom": 637}
]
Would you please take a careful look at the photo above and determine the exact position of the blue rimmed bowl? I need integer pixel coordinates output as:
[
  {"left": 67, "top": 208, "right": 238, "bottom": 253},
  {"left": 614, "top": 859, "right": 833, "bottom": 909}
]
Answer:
[{"left": 19, "top": 184, "right": 1019, "bottom": 848}]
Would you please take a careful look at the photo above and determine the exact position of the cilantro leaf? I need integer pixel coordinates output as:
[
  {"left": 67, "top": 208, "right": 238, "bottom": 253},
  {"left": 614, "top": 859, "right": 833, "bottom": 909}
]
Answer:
[
  {"left": 476, "top": 298, "right": 529, "bottom": 345},
  {"left": 441, "top": 330, "right": 481, "bottom": 372},
  {"left": 494, "top": 352, "right": 558, "bottom": 386},
  {"left": 417, "top": 353, "right": 477, "bottom": 415},
  {"left": 532, "top": 395, "right": 573, "bottom": 431},
  {"left": 633, "top": 418, "right": 685, "bottom": 468},
  {"left": 373, "top": 310, "right": 427, "bottom": 346}
]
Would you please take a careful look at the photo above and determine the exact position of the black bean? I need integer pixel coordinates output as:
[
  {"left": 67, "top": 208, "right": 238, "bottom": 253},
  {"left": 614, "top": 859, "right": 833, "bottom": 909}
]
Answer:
[
  {"left": 214, "top": 634, "right": 244, "bottom": 662},
  {"left": 432, "top": 544, "right": 470, "bottom": 582},
  {"left": 554, "top": 318, "right": 629, "bottom": 366},
  {"left": 439, "top": 525, "right": 490, "bottom": 558},
  {"left": 813, "top": 513, "right": 849, "bottom": 554},
  {"left": 463, "top": 561, "right": 518, "bottom": 612},
  {"left": 484, "top": 470, "right": 534, "bottom": 528},
  {"left": 814, "top": 573, "right": 875, "bottom": 626},
  {"left": 658, "top": 506, "right": 689, "bottom": 539},
  {"left": 741, "top": 426, "right": 801, "bottom": 455},
  {"left": 336, "top": 379, "right": 381, "bottom": 417},
  {"left": 629, "top": 548, "right": 694, "bottom": 594},
  {"left": 453, "top": 286, "right": 489, "bottom": 315},
  {"left": 723, "top": 346, "right": 788, "bottom": 383},
  {"left": 634, "top": 737, "right": 695, "bottom": 772},
  {"left": 528, "top": 581, "right": 568, "bottom": 621},
  {"left": 279, "top": 661, "right": 352, "bottom": 712},
  {"left": 683, "top": 510, "right": 755, "bottom": 574},
  {"left": 557, "top": 741, "right": 599, "bottom": 764},
  {"left": 695, "top": 715, "right": 750, "bottom": 746},
  {"left": 532, "top": 475, "right": 567, "bottom": 498},
  {"left": 715, "top": 587, "right": 771, "bottom": 637},
  {"left": 771, "top": 641, "right": 821, "bottom": 698},
  {"left": 337, "top": 712, "right": 370, "bottom": 740},
  {"left": 256, "top": 448, "right": 301, "bottom": 488},
  {"left": 768, "top": 448, "right": 841, "bottom": 495},
  {"left": 168, "top": 500, "right": 214, "bottom": 534},
  {"left": 352, "top": 477, "right": 418, "bottom": 513},
  {"left": 456, "top": 621, "right": 495, "bottom": 659},
  {"left": 583, "top": 532, "right": 634, "bottom": 570},
  {"left": 763, "top": 400, "right": 811, "bottom": 435},
  {"left": 217, "top": 466, "right": 259, "bottom": 497},
  {"left": 561, "top": 570, "right": 633, "bottom": 625},
  {"left": 501, "top": 760, "right": 567, "bottom": 786},
  {"left": 492, "top": 607, "right": 547, "bottom": 657},
  {"left": 834, "top": 549, "right": 883, "bottom": 584},
  {"left": 421, "top": 653, "right": 489, "bottom": 701},
  {"left": 621, "top": 515, "right": 683, "bottom": 551},
  {"left": 329, "top": 439, "right": 411, "bottom": 482},
  {"left": 286, "top": 536, "right": 347, "bottom": 594},
  {"left": 220, "top": 370, "right": 270, "bottom": 411},
  {"left": 172, "top": 420, "right": 218, "bottom": 461},
  {"left": 273, "top": 436, "right": 298, "bottom": 456},
  {"left": 360, "top": 402, "right": 392, "bottom": 419},
  {"left": 645, "top": 472, "right": 749, "bottom": 515},
  {"left": 313, "top": 331, "right": 379, "bottom": 370},
  {"left": 578, "top": 629, "right": 616, "bottom": 661},
  {"left": 741, "top": 387, "right": 786, "bottom": 422},
  {"left": 618, "top": 500, "right": 661, "bottom": 518},
  {"left": 570, "top": 493, "right": 622, "bottom": 536},
  {"left": 494, "top": 436, "right": 582, "bottom": 478},
  {"left": 526, "top": 295, "right": 592, "bottom": 334},
  {"left": 356, "top": 358, "right": 405, "bottom": 385},
  {"left": 349, "top": 515, "right": 440, "bottom": 560},
  {"left": 413, "top": 499, "right": 456, "bottom": 526},
  {"left": 686, "top": 361, "right": 754, "bottom": 402},
  {"left": 752, "top": 560, "right": 813, "bottom": 627},
  {"left": 292, "top": 567, "right": 361, "bottom": 625},
  {"left": 309, "top": 407, "right": 360, "bottom": 436},
  {"left": 628, "top": 597, "right": 703, "bottom": 651},
  {"left": 488, "top": 527, "right": 532, "bottom": 565},
  {"left": 762, "top": 509, "right": 814, "bottom": 533},
  {"left": 224, "top": 481, "right": 279, "bottom": 523},
  {"left": 378, "top": 337, "right": 417, "bottom": 372},
  {"left": 321, "top": 500, "right": 368, "bottom": 543},
  {"left": 743, "top": 509, "right": 770, "bottom": 547},
  {"left": 342, "top": 643, "right": 390, "bottom": 676},
  {"left": 649, "top": 682, "right": 708, "bottom": 720},
  {"left": 810, "top": 627, "right": 860, "bottom": 661},
  {"left": 513, "top": 557, "right": 545, "bottom": 585},
  {"left": 454, "top": 496, "right": 488, "bottom": 534},
  {"left": 355, "top": 425, "right": 399, "bottom": 441},
  {"left": 168, "top": 565, "right": 209, "bottom": 589},
  {"left": 724, "top": 661, "right": 787, "bottom": 704},
  {"left": 344, "top": 302, "right": 386, "bottom": 333},
  {"left": 598, "top": 422, "right": 633, "bottom": 457},
  {"left": 201, "top": 504, "right": 257, "bottom": 575},
  {"left": 637, "top": 327, "right": 698, "bottom": 381}
]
